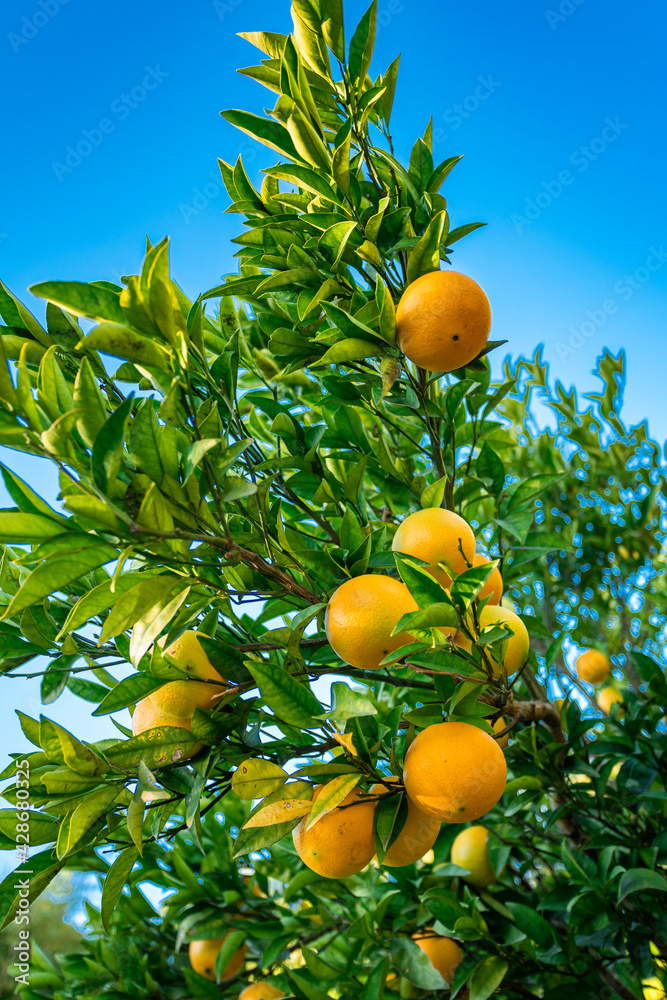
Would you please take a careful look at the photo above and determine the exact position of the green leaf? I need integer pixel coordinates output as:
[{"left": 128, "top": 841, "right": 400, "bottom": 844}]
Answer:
[
  {"left": 444, "top": 221, "right": 486, "bottom": 246},
  {"left": 82, "top": 323, "right": 171, "bottom": 370},
  {"left": 91, "top": 395, "right": 134, "bottom": 493},
  {"left": 264, "top": 164, "right": 341, "bottom": 203},
  {"left": 394, "top": 552, "right": 452, "bottom": 609},
  {"left": 245, "top": 660, "right": 324, "bottom": 729},
  {"left": 0, "top": 512, "right": 68, "bottom": 543},
  {"left": 73, "top": 356, "right": 109, "bottom": 449},
  {"left": 221, "top": 109, "right": 299, "bottom": 159},
  {"left": 349, "top": 0, "right": 377, "bottom": 86},
  {"left": 315, "top": 338, "right": 386, "bottom": 367},
  {"left": 0, "top": 850, "right": 65, "bottom": 930},
  {"left": 128, "top": 581, "right": 191, "bottom": 667},
  {"left": 320, "top": 0, "right": 345, "bottom": 59},
  {"left": 503, "top": 473, "right": 563, "bottom": 513},
  {"left": 450, "top": 563, "right": 495, "bottom": 609},
  {"left": 476, "top": 443, "right": 505, "bottom": 496},
  {"left": 16, "top": 711, "right": 42, "bottom": 747},
  {"left": 59, "top": 784, "right": 120, "bottom": 857},
  {"left": 0, "top": 465, "right": 70, "bottom": 525},
  {"left": 505, "top": 903, "right": 553, "bottom": 947},
  {"left": 231, "top": 758, "right": 288, "bottom": 800},
  {"left": 319, "top": 221, "right": 359, "bottom": 267},
  {"left": 380, "top": 54, "right": 400, "bottom": 122},
  {"left": 468, "top": 956, "right": 508, "bottom": 1000},
  {"left": 390, "top": 937, "right": 446, "bottom": 990},
  {"left": 128, "top": 399, "right": 177, "bottom": 483},
  {"left": 29, "top": 280, "right": 124, "bottom": 324},
  {"left": 1, "top": 541, "right": 119, "bottom": 620},
  {"left": 393, "top": 603, "right": 459, "bottom": 634},
  {"left": 406, "top": 212, "right": 447, "bottom": 284},
  {"left": 617, "top": 868, "right": 667, "bottom": 903},
  {"left": 329, "top": 681, "right": 376, "bottom": 721},
  {"left": 40, "top": 717, "right": 107, "bottom": 777},
  {"left": 409, "top": 137, "right": 434, "bottom": 194},
  {"left": 420, "top": 476, "right": 447, "bottom": 509},
  {"left": 93, "top": 674, "right": 164, "bottom": 716},
  {"left": 55, "top": 571, "right": 145, "bottom": 641},
  {"left": 104, "top": 726, "right": 199, "bottom": 770},
  {"left": 0, "top": 809, "right": 59, "bottom": 846},
  {"left": 101, "top": 846, "right": 139, "bottom": 931},
  {"left": 41, "top": 656, "right": 74, "bottom": 704},
  {"left": 305, "top": 773, "right": 361, "bottom": 830},
  {"left": 99, "top": 575, "right": 183, "bottom": 642},
  {"left": 427, "top": 155, "right": 463, "bottom": 193},
  {"left": 233, "top": 781, "right": 312, "bottom": 858}
]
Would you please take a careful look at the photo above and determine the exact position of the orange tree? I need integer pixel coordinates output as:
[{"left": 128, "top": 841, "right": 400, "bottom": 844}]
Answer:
[{"left": 1, "top": 2, "right": 667, "bottom": 998}]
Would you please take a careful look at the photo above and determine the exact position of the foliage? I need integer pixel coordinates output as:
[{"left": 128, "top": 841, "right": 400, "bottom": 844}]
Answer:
[{"left": 0, "top": 1, "right": 666, "bottom": 998}]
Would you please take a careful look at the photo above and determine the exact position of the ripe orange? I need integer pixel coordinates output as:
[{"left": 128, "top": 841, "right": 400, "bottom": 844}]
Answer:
[
  {"left": 292, "top": 785, "right": 376, "bottom": 878},
  {"left": 597, "top": 686, "right": 625, "bottom": 718},
  {"left": 392, "top": 508, "right": 476, "bottom": 588},
  {"left": 371, "top": 778, "right": 441, "bottom": 866},
  {"left": 131, "top": 697, "right": 201, "bottom": 759},
  {"left": 450, "top": 825, "right": 497, "bottom": 887},
  {"left": 396, "top": 270, "right": 491, "bottom": 373},
  {"left": 412, "top": 932, "right": 463, "bottom": 985},
  {"left": 472, "top": 553, "right": 503, "bottom": 605},
  {"left": 492, "top": 716, "right": 511, "bottom": 748},
  {"left": 150, "top": 630, "right": 227, "bottom": 717},
  {"left": 239, "top": 984, "right": 285, "bottom": 1000},
  {"left": 456, "top": 605, "right": 529, "bottom": 677},
  {"left": 403, "top": 721, "right": 507, "bottom": 822},
  {"left": 326, "top": 575, "right": 418, "bottom": 670},
  {"left": 576, "top": 649, "right": 611, "bottom": 685},
  {"left": 189, "top": 934, "right": 246, "bottom": 981}
]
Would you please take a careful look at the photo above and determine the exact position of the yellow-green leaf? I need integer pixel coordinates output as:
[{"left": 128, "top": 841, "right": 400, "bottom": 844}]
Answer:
[{"left": 231, "top": 758, "right": 288, "bottom": 800}]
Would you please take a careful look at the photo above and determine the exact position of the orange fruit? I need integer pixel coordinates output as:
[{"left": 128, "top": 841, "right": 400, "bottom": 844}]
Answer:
[
  {"left": 326, "top": 575, "right": 418, "bottom": 670},
  {"left": 492, "top": 717, "right": 511, "bottom": 748},
  {"left": 239, "top": 984, "right": 285, "bottom": 1000},
  {"left": 371, "top": 778, "right": 441, "bottom": 866},
  {"left": 576, "top": 649, "right": 611, "bottom": 685},
  {"left": 392, "top": 508, "right": 476, "bottom": 588},
  {"left": 131, "top": 697, "right": 201, "bottom": 759},
  {"left": 412, "top": 932, "right": 463, "bottom": 985},
  {"left": 472, "top": 553, "right": 503, "bottom": 605},
  {"left": 292, "top": 785, "right": 376, "bottom": 878},
  {"left": 150, "top": 630, "right": 227, "bottom": 717},
  {"left": 455, "top": 605, "right": 529, "bottom": 677},
  {"left": 403, "top": 721, "right": 506, "bottom": 822},
  {"left": 396, "top": 270, "right": 491, "bottom": 373},
  {"left": 597, "top": 687, "right": 625, "bottom": 718},
  {"left": 189, "top": 934, "right": 246, "bottom": 981},
  {"left": 450, "top": 825, "right": 497, "bottom": 887}
]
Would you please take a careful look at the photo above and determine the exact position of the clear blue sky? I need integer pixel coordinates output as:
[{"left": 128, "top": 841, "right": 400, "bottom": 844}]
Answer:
[{"left": 0, "top": 0, "right": 665, "bottom": 869}]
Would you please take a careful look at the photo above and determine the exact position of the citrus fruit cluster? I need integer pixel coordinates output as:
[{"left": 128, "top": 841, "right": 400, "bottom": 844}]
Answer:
[{"left": 326, "top": 506, "right": 528, "bottom": 676}]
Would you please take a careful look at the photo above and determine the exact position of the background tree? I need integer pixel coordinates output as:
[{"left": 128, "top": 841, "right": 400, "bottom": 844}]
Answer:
[{"left": 0, "top": 1, "right": 666, "bottom": 998}]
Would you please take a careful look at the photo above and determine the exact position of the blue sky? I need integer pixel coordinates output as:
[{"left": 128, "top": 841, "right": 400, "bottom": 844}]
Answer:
[{"left": 0, "top": 0, "right": 665, "bottom": 870}]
